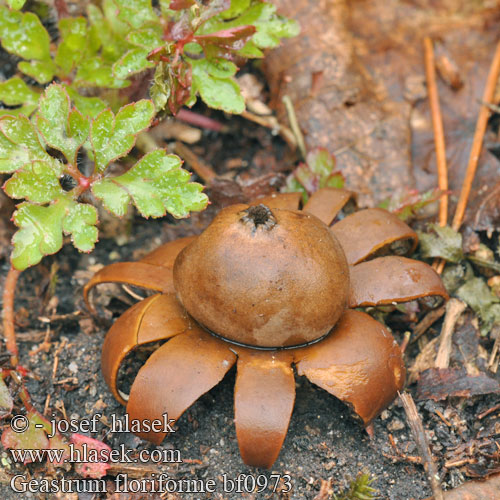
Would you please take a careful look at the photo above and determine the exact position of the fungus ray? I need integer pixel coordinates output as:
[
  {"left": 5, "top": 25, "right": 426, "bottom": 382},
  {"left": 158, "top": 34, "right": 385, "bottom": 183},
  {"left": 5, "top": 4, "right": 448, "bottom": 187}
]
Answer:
[
  {"left": 233, "top": 349, "right": 295, "bottom": 469},
  {"left": 101, "top": 293, "right": 190, "bottom": 405},
  {"left": 140, "top": 235, "right": 197, "bottom": 267},
  {"left": 331, "top": 208, "right": 418, "bottom": 265},
  {"left": 126, "top": 326, "right": 237, "bottom": 445},
  {"left": 303, "top": 187, "right": 355, "bottom": 225},
  {"left": 294, "top": 310, "right": 405, "bottom": 425},
  {"left": 348, "top": 256, "right": 449, "bottom": 308}
]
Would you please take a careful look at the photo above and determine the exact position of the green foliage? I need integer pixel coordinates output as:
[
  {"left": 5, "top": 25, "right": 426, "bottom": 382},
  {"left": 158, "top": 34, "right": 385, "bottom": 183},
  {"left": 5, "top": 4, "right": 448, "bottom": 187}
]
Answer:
[
  {"left": 0, "top": 0, "right": 298, "bottom": 117},
  {"left": 282, "top": 148, "right": 344, "bottom": 203},
  {"left": 1, "top": 84, "right": 208, "bottom": 271},
  {"left": 418, "top": 224, "right": 464, "bottom": 263},
  {"left": 378, "top": 188, "right": 444, "bottom": 222},
  {"left": 457, "top": 277, "right": 500, "bottom": 336},
  {"left": 334, "top": 473, "right": 378, "bottom": 500}
]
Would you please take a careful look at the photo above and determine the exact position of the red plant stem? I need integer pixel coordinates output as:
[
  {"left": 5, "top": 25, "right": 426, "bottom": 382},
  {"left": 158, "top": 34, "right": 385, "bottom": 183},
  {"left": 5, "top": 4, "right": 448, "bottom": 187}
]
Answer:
[
  {"left": 452, "top": 41, "right": 500, "bottom": 232},
  {"left": 176, "top": 108, "right": 225, "bottom": 131},
  {"left": 54, "top": 0, "right": 70, "bottom": 18},
  {"left": 2, "top": 267, "right": 21, "bottom": 366},
  {"left": 424, "top": 37, "right": 448, "bottom": 228}
]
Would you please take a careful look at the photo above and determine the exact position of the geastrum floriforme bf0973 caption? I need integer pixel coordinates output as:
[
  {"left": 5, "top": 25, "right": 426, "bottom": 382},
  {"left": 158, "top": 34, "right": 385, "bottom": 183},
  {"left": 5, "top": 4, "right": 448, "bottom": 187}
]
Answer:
[{"left": 84, "top": 188, "right": 448, "bottom": 468}]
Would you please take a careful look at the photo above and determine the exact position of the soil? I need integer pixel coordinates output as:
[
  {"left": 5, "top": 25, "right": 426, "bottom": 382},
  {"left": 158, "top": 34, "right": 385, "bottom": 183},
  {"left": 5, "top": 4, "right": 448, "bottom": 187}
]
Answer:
[{"left": 0, "top": 111, "right": 498, "bottom": 500}]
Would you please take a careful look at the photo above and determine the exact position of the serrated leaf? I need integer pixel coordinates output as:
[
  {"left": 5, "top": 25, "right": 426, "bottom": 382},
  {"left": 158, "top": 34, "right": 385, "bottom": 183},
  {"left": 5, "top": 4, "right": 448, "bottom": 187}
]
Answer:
[
  {"left": 113, "top": 0, "right": 157, "bottom": 29},
  {"left": 418, "top": 224, "right": 464, "bottom": 263},
  {"left": 90, "top": 100, "right": 155, "bottom": 172},
  {"left": 62, "top": 203, "right": 98, "bottom": 252},
  {"left": 0, "top": 11, "right": 51, "bottom": 61},
  {"left": 0, "top": 77, "right": 39, "bottom": 106},
  {"left": 0, "top": 115, "right": 56, "bottom": 173},
  {"left": 6, "top": 0, "right": 26, "bottom": 10},
  {"left": 191, "top": 59, "right": 244, "bottom": 113},
  {"left": 11, "top": 199, "right": 67, "bottom": 270},
  {"left": 36, "top": 84, "right": 89, "bottom": 164},
  {"left": 113, "top": 47, "right": 154, "bottom": 79},
  {"left": 4, "top": 160, "right": 64, "bottom": 203},
  {"left": 92, "top": 149, "right": 208, "bottom": 218}
]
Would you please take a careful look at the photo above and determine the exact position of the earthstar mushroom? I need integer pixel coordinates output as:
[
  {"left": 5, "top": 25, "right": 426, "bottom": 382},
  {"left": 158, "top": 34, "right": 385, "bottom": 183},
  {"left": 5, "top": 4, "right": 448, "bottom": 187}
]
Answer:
[{"left": 85, "top": 188, "right": 448, "bottom": 468}]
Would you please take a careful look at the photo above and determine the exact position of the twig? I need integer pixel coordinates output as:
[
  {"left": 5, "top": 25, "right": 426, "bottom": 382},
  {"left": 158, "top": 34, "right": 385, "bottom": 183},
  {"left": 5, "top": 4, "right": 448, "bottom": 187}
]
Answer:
[
  {"left": 240, "top": 109, "right": 297, "bottom": 148},
  {"left": 176, "top": 108, "right": 225, "bottom": 132},
  {"left": 451, "top": 41, "right": 500, "bottom": 232},
  {"left": 2, "top": 267, "right": 21, "bottom": 366},
  {"left": 411, "top": 304, "right": 447, "bottom": 343},
  {"left": 478, "top": 402, "right": 500, "bottom": 420},
  {"left": 282, "top": 95, "right": 307, "bottom": 159},
  {"left": 174, "top": 141, "right": 217, "bottom": 183},
  {"left": 399, "top": 392, "right": 444, "bottom": 500},
  {"left": 435, "top": 298, "right": 466, "bottom": 369},
  {"left": 424, "top": 37, "right": 449, "bottom": 228}
]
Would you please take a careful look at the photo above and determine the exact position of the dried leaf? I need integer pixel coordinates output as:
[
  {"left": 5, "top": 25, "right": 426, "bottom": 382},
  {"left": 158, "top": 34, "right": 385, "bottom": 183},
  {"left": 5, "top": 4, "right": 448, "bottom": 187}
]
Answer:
[{"left": 417, "top": 367, "right": 500, "bottom": 401}]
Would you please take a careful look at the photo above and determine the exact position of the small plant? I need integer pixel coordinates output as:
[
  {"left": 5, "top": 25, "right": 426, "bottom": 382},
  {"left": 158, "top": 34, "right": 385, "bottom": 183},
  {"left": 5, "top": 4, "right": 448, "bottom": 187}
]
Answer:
[
  {"left": 1, "top": 83, "right": 207, "bottom": 270},
  {"left": 0, "top": 0, "right": 298, "bottom": 117},
  {"left": 282, "top": 148, "right": 344, "bottom": 203},
  {"left": 334, "top": 472, "right": 378, "bottom": 500}
]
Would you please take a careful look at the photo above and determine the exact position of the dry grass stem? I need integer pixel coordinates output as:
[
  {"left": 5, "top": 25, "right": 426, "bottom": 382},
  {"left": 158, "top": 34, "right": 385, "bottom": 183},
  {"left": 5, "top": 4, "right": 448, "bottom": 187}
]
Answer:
[
  {"left": 435, "top": 299, "right": 467, "bottom": 369},
  {"left": 400, "top": 392, "right": 444, "bottom": 500}
]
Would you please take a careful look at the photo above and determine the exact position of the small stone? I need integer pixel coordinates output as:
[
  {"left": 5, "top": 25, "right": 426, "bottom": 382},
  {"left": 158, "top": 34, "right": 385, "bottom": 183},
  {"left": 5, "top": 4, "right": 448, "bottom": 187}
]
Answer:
[
  {"left": 380, "top": 410, "right": 391, "bottom": 420},
  {"left": 387, "top": 418, "right": 405, "bottom": 432},
  {"left": 68, "top": 362, "right": 78, "bottom": 373}
]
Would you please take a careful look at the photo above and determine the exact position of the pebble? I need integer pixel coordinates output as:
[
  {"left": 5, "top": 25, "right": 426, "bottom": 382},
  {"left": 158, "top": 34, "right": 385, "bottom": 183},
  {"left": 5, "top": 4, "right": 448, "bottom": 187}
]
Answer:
[{"left": 387, "top": 418, "right": 405, "bottom": 432}]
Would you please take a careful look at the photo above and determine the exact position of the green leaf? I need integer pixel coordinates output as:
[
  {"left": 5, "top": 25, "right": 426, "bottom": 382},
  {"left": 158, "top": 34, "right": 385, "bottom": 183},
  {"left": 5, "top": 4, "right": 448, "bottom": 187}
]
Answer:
[
  {"left": 0, "top": 77, "right": 39, "bottom": 106},
  {"left": 1, "top": 410, "right": 50, "bottom": 460},
  {"left": 0, "top": 11, "right": 51, "bottom": 61},
  {"left": 65, "top": 87, "right": 107, "bottom": 119},
  {"left": 55, "top": 17, "right": 88, "bottom": 76},
  {"left": 418, "top": 224, "right": 464, "bottom": 263},
  {"left": 10, "top": 196, "right": 98, "bottom": 269},
  {"left": 92, "top": 149, "right": 208, "bottom": 218},
  {"left": 18, "top": 60, "right": 56, "bottom": 84},
  {"left": 0, "top": 115, "right": 56, "bottom": 173},
  {"left": 90, "top": 100, "right": 155, "bottom": 172},
  {"left": 457, "top": 277, "right": 500, "bottom": 335},
  {"left": 4, "top": 160, "right": 64, "bottom": 203},
  {"left": 36, "top": 84, "right": 90, "bottom": 164},
  {"left": 127, "top": 27, "right": 163, "bottom": 50},
  {"left": 6, "top": 0, "right": 26, "bottom": 10},
  {"left": 221, "top": 0, "right": 251, "bottom": 18},
  {"left": 113, "top": 47, "right": 154, "bottom": 79},
  {"left": 191, "top": 59, "right": 244, "bottom": 113},
  {"left": 75, "top": 57, "right": 130, "bottom": 89},
  {"left": 11, "top": 199, "right": 67, "bottom": 270},
  {"left": 112, "top": 0, "right": 157, "bottom": 29},
  {"left": 62, "top": 203, "right": 98, "bottom": 252}
]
